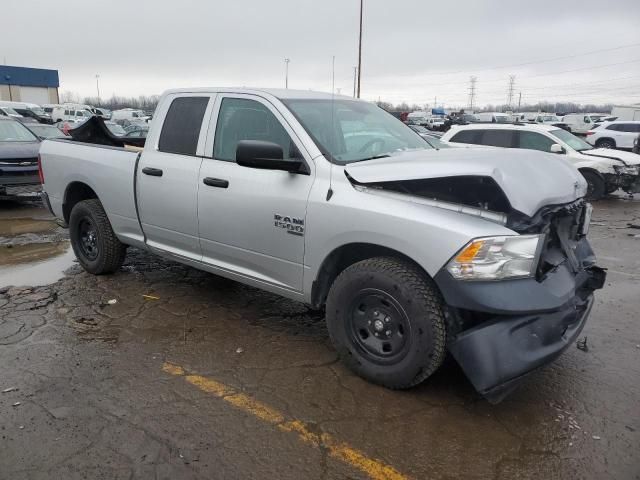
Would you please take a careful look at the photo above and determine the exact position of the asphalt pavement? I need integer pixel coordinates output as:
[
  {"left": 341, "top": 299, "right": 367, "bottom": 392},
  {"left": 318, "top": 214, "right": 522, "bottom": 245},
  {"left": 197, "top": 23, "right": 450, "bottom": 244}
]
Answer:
[{"left": 0, "top": 196, "right": 638, "bottom": 480}]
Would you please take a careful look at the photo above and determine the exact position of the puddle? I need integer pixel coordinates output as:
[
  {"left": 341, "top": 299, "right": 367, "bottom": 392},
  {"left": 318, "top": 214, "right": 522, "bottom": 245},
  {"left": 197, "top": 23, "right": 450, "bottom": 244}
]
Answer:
[
  {"left": 0, "top": 218, "right": 58, "bottom": 236},
  {"left": 0, "top": 242, "right": 77, "bottom": 288}
]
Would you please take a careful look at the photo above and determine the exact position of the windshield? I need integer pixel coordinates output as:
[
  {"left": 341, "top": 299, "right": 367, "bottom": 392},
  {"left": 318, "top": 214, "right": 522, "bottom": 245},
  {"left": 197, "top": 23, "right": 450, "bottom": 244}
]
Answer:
[
  {"left": 495, "top": 116, "right": 510, "bottom": 123},
  {"left": 590, "top": 115, "right": 606, "bottom": 122},
  {"left": 410, "top": 125, "right": 429, "bottom": 133},
  {"left": 284, "top": 99, "right": 432, "bottom": 164},
  {"left": 106, "top": 123, "right": 127, "bottom": 136},
  {"left": 30, "top": 106, "right": 47, "bottom": 115},
  {"left": 423, "top": 136, "right": 450, "bottom": 149},
  {"left": 0, "top": 120, "right": 38, "bottom": 142},
  {"left": 28, "top": 125, "right": 66, "bottom": 138},
  {"left": 2, "top": 107, "right": 20, "bottom": 116},
  {"left": 542, "top": 116, "right": 559, "bottom": 122},
  {"left": 550, "top": 128, "right": 593, "bottom": 152}
]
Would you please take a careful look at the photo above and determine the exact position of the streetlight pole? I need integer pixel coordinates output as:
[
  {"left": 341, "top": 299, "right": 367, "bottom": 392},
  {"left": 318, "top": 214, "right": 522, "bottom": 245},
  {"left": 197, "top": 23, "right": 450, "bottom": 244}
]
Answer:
[
  {"left": 95, "top": 74, "right": 101, "bottom": 104},
  {"left": 284, "top": 58, "right": 290, "bottom": 89},
  {"left": 352, "top": 66, "right": 357, "bottom": 97},
  {"left": 356, "top": 0, "right": 363, "bottom": 98}
]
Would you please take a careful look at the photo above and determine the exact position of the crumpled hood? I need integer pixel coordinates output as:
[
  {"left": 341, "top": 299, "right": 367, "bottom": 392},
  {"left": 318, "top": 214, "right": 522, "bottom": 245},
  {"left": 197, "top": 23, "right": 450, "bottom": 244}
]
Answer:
[
  {"left": 0, "top": 141, "right": 41, "bottom": 162},
  {"left": 581, "top": 148, "right": 640, "bottom": 166},
  {"left": 345, "top": 148, "right": 587, "bottom": 217}
]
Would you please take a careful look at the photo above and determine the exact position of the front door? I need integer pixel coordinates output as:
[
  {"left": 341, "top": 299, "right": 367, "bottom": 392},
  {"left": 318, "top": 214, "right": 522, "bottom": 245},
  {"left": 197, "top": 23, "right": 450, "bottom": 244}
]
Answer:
[
  {"left": 197, "top": 94, "right": 314, "bottom": 292},
  {"left": 137, "top": 94, "right": 213, "bottom": 259}
]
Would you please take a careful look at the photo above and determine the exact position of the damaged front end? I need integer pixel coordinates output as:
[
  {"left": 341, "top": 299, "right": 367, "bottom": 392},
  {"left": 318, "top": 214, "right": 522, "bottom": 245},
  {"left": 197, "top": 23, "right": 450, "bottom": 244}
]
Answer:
[
  {"left": 438, "top": 199, "right": 606, "bottom": 402},
  {"left": 344, "top": 159, "right": 605, "bottom": 402}
]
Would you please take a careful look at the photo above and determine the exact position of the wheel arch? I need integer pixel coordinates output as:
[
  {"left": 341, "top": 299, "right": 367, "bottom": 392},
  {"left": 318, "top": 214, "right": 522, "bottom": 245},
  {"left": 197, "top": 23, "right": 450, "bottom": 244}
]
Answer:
[
  {"left": 310, "top": 242, "right": 431, "bottom": 309},
  {"left": 63, "top": 181, "right": 99, "bottom": 224}
]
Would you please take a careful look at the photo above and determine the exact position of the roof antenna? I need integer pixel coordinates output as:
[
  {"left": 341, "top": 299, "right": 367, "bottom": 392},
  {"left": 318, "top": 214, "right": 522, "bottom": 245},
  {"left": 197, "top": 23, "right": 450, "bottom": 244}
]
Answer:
[{"left": 326, "top": 55, "right": 336, "bottom": 201}]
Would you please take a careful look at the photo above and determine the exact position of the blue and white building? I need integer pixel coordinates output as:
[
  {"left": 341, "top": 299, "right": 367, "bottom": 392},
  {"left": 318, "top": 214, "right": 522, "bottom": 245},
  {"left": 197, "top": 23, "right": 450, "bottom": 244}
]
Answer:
[{"left": 0, "top": 65, "right": 60, "bottom": 104}]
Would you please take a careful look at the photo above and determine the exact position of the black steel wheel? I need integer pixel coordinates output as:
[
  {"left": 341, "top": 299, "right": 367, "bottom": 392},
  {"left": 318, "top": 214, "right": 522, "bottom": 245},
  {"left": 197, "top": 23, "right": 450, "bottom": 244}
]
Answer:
[
  {"left": 326, "top": 257, "right": 446, "bottom": 389},
  {"left": 69, "top": 199, "right": 127, "bottom": 274}
]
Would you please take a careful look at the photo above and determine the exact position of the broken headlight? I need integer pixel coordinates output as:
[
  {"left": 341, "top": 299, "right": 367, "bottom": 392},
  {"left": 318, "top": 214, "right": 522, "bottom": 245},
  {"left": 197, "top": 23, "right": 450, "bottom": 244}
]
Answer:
[
  {"left": 447, "top": 234, "right": 544, "bottom": 280},
  {"left": 613, "top": 165, "right": 639, "bottom": 176}
]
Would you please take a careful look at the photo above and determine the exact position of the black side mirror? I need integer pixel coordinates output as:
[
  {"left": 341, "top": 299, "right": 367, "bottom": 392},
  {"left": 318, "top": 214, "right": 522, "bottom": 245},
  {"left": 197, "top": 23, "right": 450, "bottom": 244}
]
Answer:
[{"left": 236, "top": 140, "right": 304, "bottom": 173}]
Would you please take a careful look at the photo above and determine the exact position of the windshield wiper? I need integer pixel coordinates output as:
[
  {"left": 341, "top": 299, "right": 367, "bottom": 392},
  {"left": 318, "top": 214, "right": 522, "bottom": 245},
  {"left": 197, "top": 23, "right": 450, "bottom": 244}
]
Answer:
[{"left": 353, "top": 154, "right": 391, "bottom": 163}]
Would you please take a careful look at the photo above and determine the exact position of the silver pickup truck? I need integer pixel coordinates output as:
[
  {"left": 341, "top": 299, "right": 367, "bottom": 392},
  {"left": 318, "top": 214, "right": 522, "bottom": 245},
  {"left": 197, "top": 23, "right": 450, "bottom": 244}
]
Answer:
[{"left": 40, "top": 88, "right": 606, "bottom": 402}]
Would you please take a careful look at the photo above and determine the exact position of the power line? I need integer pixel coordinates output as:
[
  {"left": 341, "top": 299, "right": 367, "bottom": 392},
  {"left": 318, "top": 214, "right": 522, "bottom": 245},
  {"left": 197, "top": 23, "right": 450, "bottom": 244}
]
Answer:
[
  {"left": 506, "top": 75, "right": 515, "bottom": 108},
  {"left": 416, "top": 42, "right": 640, "bottom": 77}
]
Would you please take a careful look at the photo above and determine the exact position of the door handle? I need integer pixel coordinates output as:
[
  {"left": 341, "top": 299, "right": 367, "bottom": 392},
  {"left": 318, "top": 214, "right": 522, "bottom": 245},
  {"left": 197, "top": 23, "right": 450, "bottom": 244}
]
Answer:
[
  {"left": 203, "top": 177, "right": 229, "bottom": 188},
  {"left": 142, "top": 167, "right": 163, "bottom": 177}
]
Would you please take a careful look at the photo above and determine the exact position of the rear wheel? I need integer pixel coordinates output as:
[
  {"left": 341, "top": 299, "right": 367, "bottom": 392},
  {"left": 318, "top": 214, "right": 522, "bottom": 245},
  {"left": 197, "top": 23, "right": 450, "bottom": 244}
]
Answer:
[
  {"left": 326, "top": 257, "right": 446, "bottom": 389},
  {"left": 69, "top": 199, "right": 126, "bottom": 274},
  {"left": 596, "top": 138, "right": 616, "bottom": 149},
  {"left": 581, "top": 171, "right": 606, "bottom": 201}
]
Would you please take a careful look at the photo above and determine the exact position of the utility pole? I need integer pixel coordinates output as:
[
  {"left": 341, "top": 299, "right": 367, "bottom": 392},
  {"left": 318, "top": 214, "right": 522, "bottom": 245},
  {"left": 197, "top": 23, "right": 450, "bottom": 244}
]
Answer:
[
  {"left": 95, "top": 74, "right": 101, "bottom": 104},
  {"left": 468, "top": 76, "right": 477, "bottom": 111},
  {"left": 356, "top": 0, "right": 363, "bottom": 98},
  {"left": 506, "top": 74, "right": 515, "bottom": 110},
  {"left": 284, "top": 58, "right": 290, "bottom": 89},
  {"left": 517, "top": 91, "right": 522, "bottom": 112},
  {"left": 352, "top": 66, "right": 357, "bottom": 97}
]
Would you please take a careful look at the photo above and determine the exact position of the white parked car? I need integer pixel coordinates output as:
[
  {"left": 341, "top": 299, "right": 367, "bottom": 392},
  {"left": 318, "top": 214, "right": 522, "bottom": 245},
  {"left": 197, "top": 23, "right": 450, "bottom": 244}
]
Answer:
[
  {"left": 586, "top": 121, "right": 640, "bottom": 150},
  {"left": 50, "top": 106, "right": 93, "bottom": 123},
  {"left": 426, "top": 116, "right": 445, "bottom": 130},
  {"left": 111, "top": 108, "right": 150, "bottom": 124},
  {"left": 561, "top": 113, "right": 609, "bottom": 134},
  {"left": 442, "top": 123, "right": 640, "bottom": 199},
  {"left": 406, "top": 111, "right": 429, "bottom": 126},
  {"left": 475, "top": 112, "right": 511, "bottom": 123}
]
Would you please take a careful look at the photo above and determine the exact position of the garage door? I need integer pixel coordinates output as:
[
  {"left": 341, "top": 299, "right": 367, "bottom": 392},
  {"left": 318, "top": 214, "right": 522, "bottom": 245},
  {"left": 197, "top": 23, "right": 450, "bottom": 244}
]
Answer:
[{"left": 19, "top": 86, "right": 50, "bottom": 104}]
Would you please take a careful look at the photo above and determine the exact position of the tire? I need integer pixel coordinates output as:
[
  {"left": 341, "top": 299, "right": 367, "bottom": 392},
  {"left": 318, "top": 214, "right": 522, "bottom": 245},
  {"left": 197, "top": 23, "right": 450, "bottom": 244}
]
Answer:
[
  {"left": 326, "top": 257, "right": 446, "bottom": 389},
  {"left": 69, "top": 199, "right": 127, "bottom": 274},
  {"left": 581, "top": 171, "right": 606, "bottom": 201},
  {"left": 605, "top": 185, "right": 618, "bottom": 195},
  {"left": 596, "top": 138, "right": 616, "bottom": 149}
]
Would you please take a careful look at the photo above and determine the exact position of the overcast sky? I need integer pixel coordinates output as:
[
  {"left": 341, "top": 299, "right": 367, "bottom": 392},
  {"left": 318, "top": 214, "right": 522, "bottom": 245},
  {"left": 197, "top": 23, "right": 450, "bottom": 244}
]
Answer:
[{"left": 4, "top": 0, "right": 640, "bottom": 107}]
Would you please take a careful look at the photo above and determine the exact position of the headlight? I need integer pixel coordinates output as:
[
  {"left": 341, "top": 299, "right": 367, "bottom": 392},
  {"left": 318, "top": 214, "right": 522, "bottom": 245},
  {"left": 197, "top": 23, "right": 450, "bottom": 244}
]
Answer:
[
  {"left": 614, "top": 165, "right": 639, "bottom": 175},
  {"left": 447, "top": 234, "right": 544, "bottom": 281}
]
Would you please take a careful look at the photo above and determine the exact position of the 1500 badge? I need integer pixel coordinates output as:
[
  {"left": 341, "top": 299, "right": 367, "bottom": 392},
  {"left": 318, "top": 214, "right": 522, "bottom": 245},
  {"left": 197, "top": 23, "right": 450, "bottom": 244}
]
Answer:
[{"left": 274, "top": 214, "right": 305, "bottom": 236}]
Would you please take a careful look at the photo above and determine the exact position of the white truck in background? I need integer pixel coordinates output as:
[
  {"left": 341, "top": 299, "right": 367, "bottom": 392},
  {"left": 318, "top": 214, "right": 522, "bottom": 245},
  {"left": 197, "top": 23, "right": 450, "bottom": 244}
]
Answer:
[{"left": 610, "top": 105, "right": 640, "bottom": 121}]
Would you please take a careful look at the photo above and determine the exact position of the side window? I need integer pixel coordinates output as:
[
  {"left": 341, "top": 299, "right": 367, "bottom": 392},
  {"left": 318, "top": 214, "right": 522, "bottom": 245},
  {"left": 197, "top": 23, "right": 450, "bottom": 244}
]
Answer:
[
  {"left": 64, "top": 109, "right": 70, "bottom": 115},
  {"left": 213, "top": 97, "right": 296, "bottom": 162},
  {"left": 606, "top": 124, "right": 620, "bottom": 131},
  {"left": 450, "top": 130, "right": 481, "bottom": 144},
  {"left": 583, "top": 116, "right": 591, "bottom": 123},
  {"left": 158, "top": 96, "right": 209, "bottom": 156},
  {"left": 517, "top": 131, "right": 555, "bottom": 152},
  {"left": 631, "top": 124, "right": 640, "bottom": 133},
  {"left": 479, "top": 129, "right": 514, "bottom": 148},
  {"left": 619, "top": 123, "right": 640, "bottom": 133}
]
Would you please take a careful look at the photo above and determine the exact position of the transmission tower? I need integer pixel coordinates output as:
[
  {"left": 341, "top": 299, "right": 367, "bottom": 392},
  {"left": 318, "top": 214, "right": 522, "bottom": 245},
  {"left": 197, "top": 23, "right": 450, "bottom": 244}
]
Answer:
[
  {"left": 507, "top": 75, "right": 516, "bottom": 109},
  {"left": 468, "top": 76, "right": 477, "bottom": 111}
]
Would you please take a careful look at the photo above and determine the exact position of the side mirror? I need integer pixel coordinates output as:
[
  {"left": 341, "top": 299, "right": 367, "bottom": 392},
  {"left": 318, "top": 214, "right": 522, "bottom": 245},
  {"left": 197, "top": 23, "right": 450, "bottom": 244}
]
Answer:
[
  {"left": 236, "top": 140, "right": 304, "bottom": 173},
  {"left": 550, "top": 143, "right": 564, "bottom": 154}
]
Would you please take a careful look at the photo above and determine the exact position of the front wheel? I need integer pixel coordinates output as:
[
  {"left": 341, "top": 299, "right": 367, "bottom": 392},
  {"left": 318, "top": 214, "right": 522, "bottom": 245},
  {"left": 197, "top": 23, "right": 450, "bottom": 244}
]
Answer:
[
  {"left": 581, "top": 171, "right": 606, "bottom": 201},
  {"left": 69, "top": 199, "right": 127, "bottom": 274},
  {"left": 326, "top": 257, "right": 447, "bottom": 389}
]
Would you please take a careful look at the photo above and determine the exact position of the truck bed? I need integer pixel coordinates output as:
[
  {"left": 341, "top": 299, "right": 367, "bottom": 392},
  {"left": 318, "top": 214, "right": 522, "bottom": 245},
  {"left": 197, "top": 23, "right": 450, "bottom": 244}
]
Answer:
[{"left": 39, "top": 139, "right": 145, "bottom": 247}]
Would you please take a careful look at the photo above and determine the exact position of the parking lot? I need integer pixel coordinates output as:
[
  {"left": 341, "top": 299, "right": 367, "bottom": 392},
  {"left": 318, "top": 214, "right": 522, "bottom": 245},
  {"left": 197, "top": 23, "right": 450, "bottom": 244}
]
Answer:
[{"left": 0, "top": 196, "right": 638, "bottom": 480}]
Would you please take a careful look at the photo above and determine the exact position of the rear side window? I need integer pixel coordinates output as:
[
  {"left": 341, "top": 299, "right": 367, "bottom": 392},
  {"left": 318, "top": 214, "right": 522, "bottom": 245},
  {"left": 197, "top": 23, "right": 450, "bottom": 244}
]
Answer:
[
  {"left": 158, "top": 97, "right": 209, "bottom": 155},
  {"left": 619, "top": 123, "right": 640, "bottom": 133},
  {"left": 606, "top": 124, "right": 620, "bottom": 131},
  {"left": 479, "top": 130, "right": 514, "bottom": 148},
  {"left": 449, "top": 129, "right": 482, "bottom": 144}
]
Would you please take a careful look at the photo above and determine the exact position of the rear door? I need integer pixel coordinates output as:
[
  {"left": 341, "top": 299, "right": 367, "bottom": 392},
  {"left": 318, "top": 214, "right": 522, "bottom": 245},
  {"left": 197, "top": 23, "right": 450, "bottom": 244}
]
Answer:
[
  {"left": 617, "top": 123, "right": 640, "bottom": 148},
  {"left": 196, "top": 94, "right": 314, "bottom": 292},
  {"left": 137, "top": 93, "right": 215, "bottom": 260}
]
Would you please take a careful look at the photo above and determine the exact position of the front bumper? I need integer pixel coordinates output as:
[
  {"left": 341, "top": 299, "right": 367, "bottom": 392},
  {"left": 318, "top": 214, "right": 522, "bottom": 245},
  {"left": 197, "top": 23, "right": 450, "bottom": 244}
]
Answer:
[
  {"left": 434, "top": 248, "right": 606, "bottom": 403},
  {"left": 605, "top": 172, "right": 640, "bottom": 194}
]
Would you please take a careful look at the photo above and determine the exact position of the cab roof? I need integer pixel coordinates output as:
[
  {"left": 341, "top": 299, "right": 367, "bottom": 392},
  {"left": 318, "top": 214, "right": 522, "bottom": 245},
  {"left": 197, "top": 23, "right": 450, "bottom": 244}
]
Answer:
[{"left": 161, "top": 87, "right": 357, "bottom": 101}]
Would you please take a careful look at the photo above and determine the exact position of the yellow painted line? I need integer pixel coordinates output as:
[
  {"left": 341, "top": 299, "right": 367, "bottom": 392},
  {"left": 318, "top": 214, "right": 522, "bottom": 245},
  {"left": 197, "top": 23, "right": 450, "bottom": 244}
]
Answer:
[
  {"left": 162, "top": 362, "right": 409, "bottom": 480},
  {"left": 142, "top": 294, "right": 160, "bottom": 300}
]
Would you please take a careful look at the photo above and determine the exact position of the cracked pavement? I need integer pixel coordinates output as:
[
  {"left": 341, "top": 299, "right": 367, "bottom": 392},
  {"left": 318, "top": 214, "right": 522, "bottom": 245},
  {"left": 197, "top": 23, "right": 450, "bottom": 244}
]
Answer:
[{"left": 0, "top": 197, "right": 639, "bottom": 479}]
